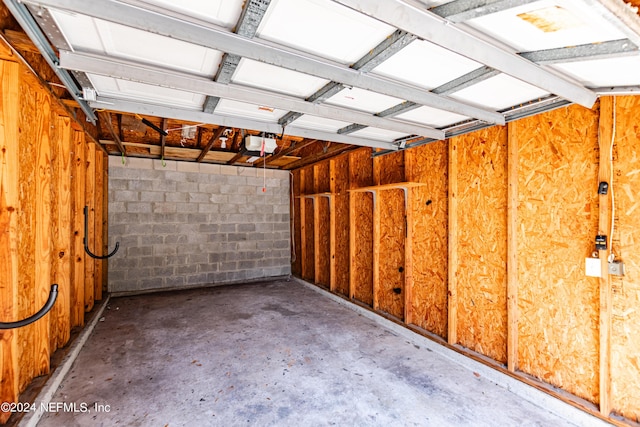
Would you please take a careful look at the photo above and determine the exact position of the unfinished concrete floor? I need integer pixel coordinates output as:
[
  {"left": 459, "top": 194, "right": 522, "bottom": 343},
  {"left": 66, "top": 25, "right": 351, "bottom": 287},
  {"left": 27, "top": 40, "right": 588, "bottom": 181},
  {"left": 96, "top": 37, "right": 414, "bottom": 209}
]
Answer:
[{"left": 37, "top": 280, "right": 599, "bottom": 426}]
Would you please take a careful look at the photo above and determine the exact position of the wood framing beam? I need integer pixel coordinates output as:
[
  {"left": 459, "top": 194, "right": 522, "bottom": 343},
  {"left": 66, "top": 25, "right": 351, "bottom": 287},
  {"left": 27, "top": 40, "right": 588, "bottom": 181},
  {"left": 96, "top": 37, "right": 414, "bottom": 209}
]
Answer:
[
  {"left": 404, "top": 189, "right": 414, "bottom": 326},
  {"left": 102, "top": 154, "right": 109, "bottom": 294},
  {"left": 2, "top": 29, "right": 40, "bottom": 53},
  {"left": 98, "top": 111, "right": 126, "bottom": 155},
  {"left": 117, "top": 113, "right": 124, "bottom": 143},
  {"left": 372, "top": 191, "right": 380, "bottom": 311},
  {"left": 349, "top": 182, "right": 428, "bottom": 193},
  {"left": 329, "top": 198, "right": 337, "bottom": 290},
  {"left": 328, "top": 194, "right": 337, "bottom": 293},
  {"left": 302, "top": 191, "right": 334, "bottom": 288},
  {"left": 285, "top": 144, "right": 356, "bottom": 170},
  {"left": 71, "top": 130, "right": 85, "bottom": 326},
  {"left": 51, "top": 114, "right": 72, "bottom": 350},
  {"left": 507, "top": 121, "right": 519, "bottom": 372},
  {"left": 196, "top": 126, "right": 226, "bottom": 162},
  {"left": 448, "top": 139, "right": 458, "bottom": 345},
  {"left": 226, "top": 151, "right": 245, "bottom": 165},
  {"left": 0, "top": 60, "right": 21, "bottom": 421},
  {"left": 230, "top": 129, "right": 242, "bottom": 152},
  {"left": 349, "top": 193, "right": 356, "bottom": 300},
  {"left": 159, "top": 117, "right": 167, "bottom": 161},
  {"left": 329, "top": 156, "right": 349, "bottom": 295},
  {"left": 84, "top": 141, "right": 96, "bottom": 312},
  {"left": 313, "top": 196, "right": 321, "bottom": 285},
  {"left": 597, "top": 96, "right": 614, "bottom": 416},
  {"left": 94, "top": 150, "right": 104, "bottom": 302},
  {"left": 255, "top": 139, "right": 318, "bottom": 168},
  {"left": 300, "top": 172, "right": 308, "bottom": 280}
]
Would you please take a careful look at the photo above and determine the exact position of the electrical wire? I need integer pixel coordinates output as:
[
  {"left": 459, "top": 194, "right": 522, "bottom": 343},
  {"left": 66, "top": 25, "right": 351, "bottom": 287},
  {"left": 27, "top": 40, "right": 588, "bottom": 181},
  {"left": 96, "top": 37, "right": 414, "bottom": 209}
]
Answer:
[
  {"left": 46, "top": 82, "right": 67, "bottom": 89},
  {"left": 165, "top": 123, "right": 207, "bottom": 133}
]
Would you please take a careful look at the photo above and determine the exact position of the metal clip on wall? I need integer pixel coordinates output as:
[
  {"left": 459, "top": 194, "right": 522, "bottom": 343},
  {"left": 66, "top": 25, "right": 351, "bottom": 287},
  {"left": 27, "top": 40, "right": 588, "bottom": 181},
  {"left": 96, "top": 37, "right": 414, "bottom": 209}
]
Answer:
[
  {"left": 0, "top": 285, "right": 58, "bottom": 329},
  {"left": 84, "top": 206, "right": 119, "bottom": 259}
]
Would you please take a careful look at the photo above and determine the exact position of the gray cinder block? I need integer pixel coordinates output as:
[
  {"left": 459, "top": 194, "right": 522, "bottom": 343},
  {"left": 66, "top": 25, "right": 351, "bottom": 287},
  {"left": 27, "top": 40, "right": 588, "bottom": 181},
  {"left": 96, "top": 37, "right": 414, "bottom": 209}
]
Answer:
[{"left": 108, "top": 157, "right": 291, "bottom": 293}]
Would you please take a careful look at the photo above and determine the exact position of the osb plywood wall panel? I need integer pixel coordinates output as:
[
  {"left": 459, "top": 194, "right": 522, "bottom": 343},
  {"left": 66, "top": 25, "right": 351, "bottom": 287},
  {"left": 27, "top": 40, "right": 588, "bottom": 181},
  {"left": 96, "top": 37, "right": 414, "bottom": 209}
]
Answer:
[
  {"left": 315, "top": 197, "right": 331, "bottom": 287},
  {"left": 301, "top": 167, "right": 315, "bottom": 282},
  {"left": 516, "top": 105, "right": 600, "bottom": 403},
  {"left": 290, "top": 99, "right": 640, "bottom": 425},
  {"left": 609, "top": 96, "right": 640, "bottom": 421},
  {"left": 302, "top": 200, "right": 315, "bottom": 282},
  {"left": 331, "top": 155, "right": 350, "bottom": 297},
  {"left": 350, "top": 149, "right": 374, "bottom": 306},
  {"left": 374, "top": 150, "right": 404, "bottom": 185},
  {"left": 349, "top": 148, "right": 373, "bottom": 188},
  {"left": 376, "top": 189, "right": 405, "bottom": 320},
  {"left": 291, "top": 170, "right": 302, "bottom": 277},
  {"left": 454, "top": 127, "right": 508, "bottom": 364},
  {"left": 405, "top": 141, "right": 448, "bottom": 338},
  {"left": 314, "top": 163, "right": 331, "bottom": 286},
  {"left": 302, "top": 166, "right": 314, "bottom": 194},
  {"left": 352, "top": 194, "right": 373, "bottom": 306},
  {"left": 314, "top": 162, "right": 330, "bottom": 193}
]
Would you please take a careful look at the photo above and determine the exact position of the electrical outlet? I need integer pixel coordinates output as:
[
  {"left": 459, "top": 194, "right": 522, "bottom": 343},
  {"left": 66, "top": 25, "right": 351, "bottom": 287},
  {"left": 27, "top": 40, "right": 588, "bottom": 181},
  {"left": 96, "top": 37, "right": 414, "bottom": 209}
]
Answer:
[
  {"left": 585, "top": 258, "right": 601, "bottom": 278},
  {"left": 608, "top": 261, "right": 625, "bottom": 276}
]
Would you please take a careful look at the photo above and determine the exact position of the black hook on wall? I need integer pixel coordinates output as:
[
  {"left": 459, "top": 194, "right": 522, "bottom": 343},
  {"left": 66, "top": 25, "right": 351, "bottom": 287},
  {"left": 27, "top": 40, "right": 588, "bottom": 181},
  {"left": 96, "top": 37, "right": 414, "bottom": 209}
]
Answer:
[
  {"left": 84, "top": 206, "right": 119, "bottom": 259},
  {"left": 0, "top": 285, "right": 58, "bottom": 329}
]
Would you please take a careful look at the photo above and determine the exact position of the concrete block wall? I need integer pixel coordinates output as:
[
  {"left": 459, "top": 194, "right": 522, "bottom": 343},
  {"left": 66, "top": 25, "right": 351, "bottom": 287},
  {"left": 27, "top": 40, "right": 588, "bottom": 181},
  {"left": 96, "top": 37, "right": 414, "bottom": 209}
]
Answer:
[{"left": 108, "top": 156, "right": 291, "bottom": 294}]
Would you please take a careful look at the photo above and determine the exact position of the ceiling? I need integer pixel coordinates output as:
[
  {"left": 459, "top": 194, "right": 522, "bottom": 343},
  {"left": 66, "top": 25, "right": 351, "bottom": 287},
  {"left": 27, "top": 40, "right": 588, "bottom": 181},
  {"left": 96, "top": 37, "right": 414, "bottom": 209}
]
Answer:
[{"left": 4, "top": 0, "right": 640, "bottom": 168}]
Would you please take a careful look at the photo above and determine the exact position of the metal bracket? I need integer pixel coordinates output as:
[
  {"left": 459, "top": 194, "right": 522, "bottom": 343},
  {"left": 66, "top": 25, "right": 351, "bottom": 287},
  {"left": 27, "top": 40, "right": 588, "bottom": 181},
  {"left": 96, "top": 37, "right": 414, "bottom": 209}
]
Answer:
[
  {"left": 84, "top": 206, "right": 119, "bottom": 259},
  {"left": 0, "top": 285, "right": 58, "bottom": 329}
]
